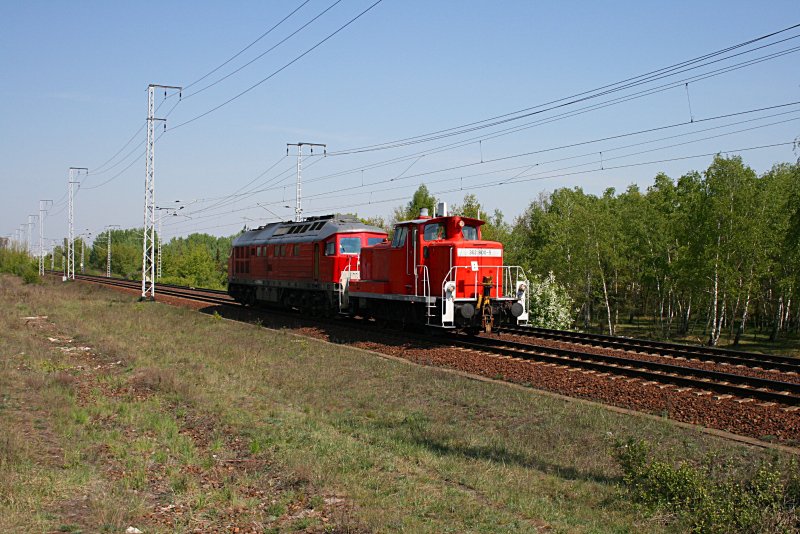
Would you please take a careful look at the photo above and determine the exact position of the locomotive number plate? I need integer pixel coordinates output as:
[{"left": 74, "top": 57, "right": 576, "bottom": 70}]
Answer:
[{"left": 456, "top": 248, "right": 502, "bottom": 257}]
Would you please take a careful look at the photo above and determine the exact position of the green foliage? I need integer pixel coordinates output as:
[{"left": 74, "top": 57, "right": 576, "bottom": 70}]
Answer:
[
  {"left": 85, "top": 229, "right": 233, "bottom": 289},
  {"left": 87, "top": 228, "right": 144, "bottom": 279},
  {"left": 0, "top": 246, "right": 40, "bottom": 284},
  {"left": 526, "top": 272, "right": 573, "bottom": 329},
  {"left": 357, "top": 216, "right": 388, "bottom": 232},
  {"left": 511, "top": 157, "right": 800, "bottom": 340},
  {"left": 450, "top": 194, "right": 511, "bottom": 243},
  {"left": 392, "top": 184, "right": 436, "bottom": 223},
  {"left": 615, "top": 439, "right": 800, "bottom": 532},
  {"left": 160, "top": 233, "right": 232, "bottom": 289}
]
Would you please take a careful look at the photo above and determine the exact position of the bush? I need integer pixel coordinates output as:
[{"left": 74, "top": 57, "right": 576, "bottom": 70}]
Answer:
[
  {"left": 527, "top": 271, "right": 573, "bottom": 329},
  {"left": 0, "top": 248, "right": 40, "bottom": 284},
  {"left": 615, "top": 439, "right": 800, "bottom": 533}
]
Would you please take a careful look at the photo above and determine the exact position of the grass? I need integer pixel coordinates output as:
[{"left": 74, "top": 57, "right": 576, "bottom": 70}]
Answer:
[{"left": 0, "top": 274, "right": 796, "bottom": 532}]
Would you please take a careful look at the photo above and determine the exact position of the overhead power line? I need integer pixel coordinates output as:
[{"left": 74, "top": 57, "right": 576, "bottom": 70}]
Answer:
[
  {"left": 164, "top": 140, "right": 797, "bottom": 238},
  {"left": 186, "top": 43, "right": 800, "bottom": 214},
  {"left": 168, "top": 0, "right": 385, "bottom": 130},
  {"left": 182, "top": 0, "right": 343, "bottom": 99},
  {"left": 164, "top": 111, "right": 798, "bottom": 231},
  {"left": 182, "top": 0, "right": 312, "bottom": 92},
  {"left": 77, "top": 2, "right": 312, "bottom": 181},
  {"left": 329, "top": 23, "right": 800, "bottom": 155},
  {"left": 293, "top": 141, "right": 800, "bottom": 219},
  {"left": 186, "top": 101, "right": 800, "bottom": 210}
]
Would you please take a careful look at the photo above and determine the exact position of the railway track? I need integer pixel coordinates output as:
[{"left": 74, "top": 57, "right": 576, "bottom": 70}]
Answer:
[
  {"left": 443, "top": 333, "right": 800, "bottom": 406},
  {"left": 497, "top": 324, "right": 800, "bottom": 374},
  {"left": 57, "top": 272, "right": 235, "bottom": 307},
  {"left": 55, "top": 272, "right": 800, "bottom": 407}
]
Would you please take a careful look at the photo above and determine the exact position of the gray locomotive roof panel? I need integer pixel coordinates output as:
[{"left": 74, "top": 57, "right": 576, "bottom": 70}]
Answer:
[{"left": 232, "top": 215, "right": 387, "bottom": 247}]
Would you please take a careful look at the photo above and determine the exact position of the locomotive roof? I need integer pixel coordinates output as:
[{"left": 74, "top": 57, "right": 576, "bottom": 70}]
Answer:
[
  {"left": 232, "top": 214, "right": 387, "bottom": 247},
  {"left": 396, "top": 215, "right": 486, "bottom": 226}
]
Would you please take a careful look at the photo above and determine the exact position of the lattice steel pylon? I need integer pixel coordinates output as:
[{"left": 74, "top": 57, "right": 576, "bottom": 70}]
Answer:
[
  {"left": 108, "top": 229, "right": 112, "bottom": 278},
  {"left": 67, "top": 167, "right": 87, "bottom": 280},
  {"left": 106, "top": 225, "right": 119, "bottom": 278},
  {"left": 286, "top": 142, "right": 326, "bottom": 222},
  {"left": 39, "top": 200, "right": 52, "bottom": 275},
  {"left": 27, "top": 214, "right": 37, "bottom": 256},
  {"left": 141, "top": 84, "right": 181, "bottom": 300}
]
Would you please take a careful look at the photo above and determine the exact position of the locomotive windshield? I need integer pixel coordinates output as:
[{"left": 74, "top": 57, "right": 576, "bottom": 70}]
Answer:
[
  {"left": 423, "top": 223, "right": 447, "bottom": 241},
  {"left": 367, "top": 237, "right": 385, "bottom": 246},
  {"left": 391, "top": 226, "right": 408, "bottom": 247},
  {"left": 462, "top": 225, "right": 478, "bottom": 240},
  {"left": 339, "top": 237, "right": 362, "bottom": 254}
]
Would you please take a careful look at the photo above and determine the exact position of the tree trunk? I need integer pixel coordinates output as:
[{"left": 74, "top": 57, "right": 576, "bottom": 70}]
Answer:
[
  {"left": 708, "top": 231, "right": 722, "bottom": 346},
  {"left": 769, "top": 296, "right": 783, "bottom": 342},
  {"left": 584, "top": 270, "right": 591, "bottom": 330},
  {"left": 596, "top": 244, "right": 613, "bottom": 335}
]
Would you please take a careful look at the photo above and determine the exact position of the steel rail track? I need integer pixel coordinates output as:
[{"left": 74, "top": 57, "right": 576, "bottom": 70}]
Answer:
[
  {"left": 497, "top": 324, "right": 800, "bottom": 373},
  {"left": 53, "top": 272, "right": 800, "bottom": 406},
  {"left": 447, "top": 334, "right": 800, "bottom": 405},
  {"left": 59, "top": 272, "right": 235, "bottom": 307}
]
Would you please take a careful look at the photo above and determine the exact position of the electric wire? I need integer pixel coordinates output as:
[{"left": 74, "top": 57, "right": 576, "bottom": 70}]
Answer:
[
  {"left": 290, "top": 141, "right": 800, "bottom": 218},
  {"left": 164, "top": 112, "right": 798, "bottom": 231},
  {"left": 329, "top": 23, "right": 800, "bottom": 155},
  {"left": 168, "top": 110, "right": 799, "bottom": 228},
  {"left": 166, "top": 140, "right": 796, "bottom": 237},
  {"left": 168, "top": 0, "right": 386, "bottom": 130},
  {"left": 326, "top": 41, "right": 800, "bottom": 156},
  {"left": 183, "top": 0, "right": 343, "bottom": 99},
  {"left": 82, "top": 98, "right": 182, "bottom": 191},
  {"left": 181, "top": 0, "right": 312, "bottom": 92},
  {"left": 181, "top": 101, "right": 800, "bottom": 211}
]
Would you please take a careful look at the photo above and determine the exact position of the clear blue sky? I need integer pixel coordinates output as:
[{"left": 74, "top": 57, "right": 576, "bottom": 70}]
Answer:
[{"left": 1, "top": 1, "right": 798, "bottom": 247}]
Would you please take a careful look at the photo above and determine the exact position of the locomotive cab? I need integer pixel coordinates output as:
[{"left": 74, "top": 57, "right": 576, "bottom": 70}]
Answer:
[{"left": 349, "top": 203, "right": 529, "bottom": 333}]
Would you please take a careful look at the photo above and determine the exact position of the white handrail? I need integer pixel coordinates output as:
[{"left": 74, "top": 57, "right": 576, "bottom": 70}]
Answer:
[{"left": 440, "top": 265, "right": 528, "bottom": 300}]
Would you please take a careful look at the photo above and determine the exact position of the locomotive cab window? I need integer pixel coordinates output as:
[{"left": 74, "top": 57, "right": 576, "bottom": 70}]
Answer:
[
  {"left": 423, "top": 223, "right": 446, "bottom": 241},
  {"left": 391, "top": 226, "right": 408, "bottom": 248},
  {"left": 462, "top": 225, "right": 478, "bottom": 240},
  {"left": 325, "top": 241, "right": 335, "bottom": 256},
  {"left": 367, "top": 237, "right": 385, "bottom": 246},
  {"left": 339, "top": 237, "right": 361, "bottom": 254}
]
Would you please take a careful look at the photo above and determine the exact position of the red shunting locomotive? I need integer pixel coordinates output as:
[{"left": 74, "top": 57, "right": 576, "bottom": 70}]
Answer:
[{"left": 228, "top": 204, "right": 529, "bottom": 333}]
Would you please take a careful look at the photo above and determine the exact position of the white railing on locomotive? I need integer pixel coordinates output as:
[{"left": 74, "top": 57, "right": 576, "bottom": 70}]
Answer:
[
  {"left": 344, "top": 255, "right": 361, "bottom": 273},
  {"left": 338, "top": 262, "right": 361, "bottom": 310},
  {"left": 441, "top": 265, "right": 529, "bottom": 323},
  {"left": 440, "top": 265, "right": 528, "bottom": 301},
  {"left": 413, "top": 264, "right": 431, "bottom": 299}
]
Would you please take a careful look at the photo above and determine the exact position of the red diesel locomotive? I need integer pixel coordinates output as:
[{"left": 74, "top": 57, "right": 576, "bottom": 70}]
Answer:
[
  {"left": 228, "top": 204, "right": 529, "bottom": 333},
  {"left": 228, "top": 214, "right": 387, "bottom": 310}
]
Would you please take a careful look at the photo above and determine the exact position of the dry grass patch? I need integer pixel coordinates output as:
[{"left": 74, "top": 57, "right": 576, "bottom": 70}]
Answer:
[{"left": 2, "top": 274, "right": 798, "bottom": 533}]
